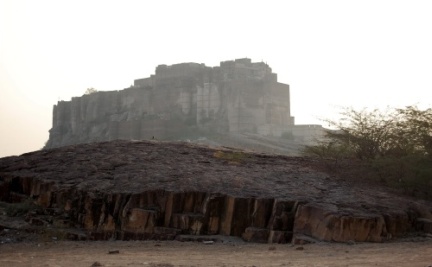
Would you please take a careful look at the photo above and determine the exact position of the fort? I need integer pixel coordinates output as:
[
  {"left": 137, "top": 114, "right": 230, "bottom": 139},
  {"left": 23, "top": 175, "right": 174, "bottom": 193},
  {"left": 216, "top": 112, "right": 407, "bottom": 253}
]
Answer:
[
  {"left": 44, "top": 58, "right": 323, "bottom": 152},
  {"left": 1, "top": 59, "right": 431, "bottom": 246}
]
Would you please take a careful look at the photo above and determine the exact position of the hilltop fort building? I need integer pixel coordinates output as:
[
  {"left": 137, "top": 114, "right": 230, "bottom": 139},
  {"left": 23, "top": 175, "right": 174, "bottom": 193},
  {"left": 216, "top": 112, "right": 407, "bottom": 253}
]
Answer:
[{"left": 45, "top": 58, "right": 323, "bottom": 151}]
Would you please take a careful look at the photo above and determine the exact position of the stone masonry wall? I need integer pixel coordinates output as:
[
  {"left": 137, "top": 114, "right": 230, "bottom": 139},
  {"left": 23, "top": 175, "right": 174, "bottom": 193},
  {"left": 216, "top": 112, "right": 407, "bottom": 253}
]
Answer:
[{"left": 45, "top": 59, "right": 294, "bottom": 149}]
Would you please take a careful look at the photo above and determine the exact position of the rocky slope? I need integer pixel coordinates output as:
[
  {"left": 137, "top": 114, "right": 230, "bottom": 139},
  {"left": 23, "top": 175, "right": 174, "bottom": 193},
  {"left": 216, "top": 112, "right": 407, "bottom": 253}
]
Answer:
[{"left": 0, "top": 140, "right": 431, "bottom": 243}]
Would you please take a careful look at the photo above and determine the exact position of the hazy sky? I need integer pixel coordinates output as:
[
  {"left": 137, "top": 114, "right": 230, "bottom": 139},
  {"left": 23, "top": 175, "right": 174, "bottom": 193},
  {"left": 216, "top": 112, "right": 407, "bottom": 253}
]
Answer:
[{"left": 1, "top": 0, "right": 432, "bottom": 157}]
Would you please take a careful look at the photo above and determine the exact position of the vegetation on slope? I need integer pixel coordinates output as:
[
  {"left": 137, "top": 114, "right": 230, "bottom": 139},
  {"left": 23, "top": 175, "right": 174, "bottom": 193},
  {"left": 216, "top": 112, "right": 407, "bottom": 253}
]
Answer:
[{"left": 303, "top": 106, "right": 432, "bottom": 199}]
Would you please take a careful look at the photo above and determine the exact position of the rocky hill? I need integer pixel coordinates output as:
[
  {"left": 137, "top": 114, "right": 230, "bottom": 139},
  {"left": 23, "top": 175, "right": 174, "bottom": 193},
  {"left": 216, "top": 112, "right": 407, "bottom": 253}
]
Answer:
[{"left": 1, "top": 140, "right": 431, "bottom": 243}]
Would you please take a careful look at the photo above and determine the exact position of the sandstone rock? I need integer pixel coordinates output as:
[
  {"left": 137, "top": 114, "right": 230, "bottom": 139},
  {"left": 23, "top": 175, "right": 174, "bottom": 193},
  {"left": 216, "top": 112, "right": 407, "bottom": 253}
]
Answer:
[
  {"left": 122, "top": 208, "right": 157, "bottom": 233},
  {"left": 219, "top": 196, "right": 235, "bottom": 236},
  {"left": 416, "top": 218, "right": 432, "bottom": 234},
  {"left": 6, "top": 192, "right": 27, "bottom": 203},
  {"left": 153, "top": 227, "right": 181, "bottom": 240},
  {"left": 267, "top": 200, "right": 297, "bottom": 231},
  {"left": 242, "top": 227, "right": 269, "bottom": 243},
  {"left": 65, "top": 229, "right": 87, "bottom": 241},
  {"left": 293, "top": 203, "right": 386, "bottom": 242},
  {"left": 383, "top": 211, "right": 412, "bottom": 238},
  {"left": 291, "top": 234, "right": 318, "bottom": 245},
  {"left": 175, "top": 235, "right": 218, "bottom": 242},
  {"left": 269, "top": 230, "right": 293, "bottom": 244},
  {"left": 1, "top": 140, "right": 432, "bottom": 243},
  {"left": 170, "top": 213, "right": 204, "bottom": 235},
  {"left": 0, "top": 181, "right": 10, "bottom": 201},
  {"left": 27, "top": 217, "right": 47, "bottom": 226},
  {"left": 0, "top": 216, "right": 30, "bottom": 230}
]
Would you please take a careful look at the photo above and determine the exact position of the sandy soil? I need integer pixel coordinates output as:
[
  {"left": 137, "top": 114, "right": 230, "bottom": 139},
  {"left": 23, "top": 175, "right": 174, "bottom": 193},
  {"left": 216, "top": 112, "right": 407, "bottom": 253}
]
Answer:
[{"left": 0, "top": 240, "right": 431, "bottom": 267}]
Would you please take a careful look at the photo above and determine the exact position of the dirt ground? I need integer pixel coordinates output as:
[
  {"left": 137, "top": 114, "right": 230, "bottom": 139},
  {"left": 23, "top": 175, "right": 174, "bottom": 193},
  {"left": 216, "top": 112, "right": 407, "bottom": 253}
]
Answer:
[{"left": 0, "top": 240, "right": 431, "bottom": 267}]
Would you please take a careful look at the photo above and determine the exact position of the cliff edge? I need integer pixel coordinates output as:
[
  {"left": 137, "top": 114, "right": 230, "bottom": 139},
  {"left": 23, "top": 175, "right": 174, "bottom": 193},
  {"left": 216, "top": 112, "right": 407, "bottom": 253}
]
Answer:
[{"left": 1, "top": 140, "right": 431, "bottom": 243}]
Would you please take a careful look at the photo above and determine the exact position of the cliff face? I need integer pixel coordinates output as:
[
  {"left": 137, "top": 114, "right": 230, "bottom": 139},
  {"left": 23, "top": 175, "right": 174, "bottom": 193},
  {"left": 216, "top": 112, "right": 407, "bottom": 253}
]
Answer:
[
  {"left": 1, "top": 140, "right": 431, "bottom": 243},
  {"left": 45, "top": 58, "right": 295, "bottom": 149}
]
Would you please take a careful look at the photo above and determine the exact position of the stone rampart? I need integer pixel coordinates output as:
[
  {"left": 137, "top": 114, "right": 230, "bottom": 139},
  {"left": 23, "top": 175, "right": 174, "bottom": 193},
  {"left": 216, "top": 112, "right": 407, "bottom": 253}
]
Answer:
[{"left": 45, "top": 59, "right": 295, "bottom": 149}]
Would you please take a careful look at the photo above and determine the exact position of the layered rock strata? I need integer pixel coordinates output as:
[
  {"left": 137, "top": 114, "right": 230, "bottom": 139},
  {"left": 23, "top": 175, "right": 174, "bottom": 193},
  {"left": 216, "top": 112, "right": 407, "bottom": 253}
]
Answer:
[{"left": 1, "top": 140, "right": 431, "bottom": 243}]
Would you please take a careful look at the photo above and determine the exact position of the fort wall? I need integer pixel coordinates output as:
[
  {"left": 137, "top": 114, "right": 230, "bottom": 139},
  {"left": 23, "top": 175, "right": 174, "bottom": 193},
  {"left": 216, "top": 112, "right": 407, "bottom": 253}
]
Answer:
[{"left": 45, "top": 59, "right": 298, "bottom": 149}]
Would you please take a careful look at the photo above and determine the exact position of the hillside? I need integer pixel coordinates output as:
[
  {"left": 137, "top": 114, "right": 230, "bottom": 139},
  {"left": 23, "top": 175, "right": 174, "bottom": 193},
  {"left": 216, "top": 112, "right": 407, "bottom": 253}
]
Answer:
[{"left": 0, "top": 140, "right": 431, "bottom": 244}]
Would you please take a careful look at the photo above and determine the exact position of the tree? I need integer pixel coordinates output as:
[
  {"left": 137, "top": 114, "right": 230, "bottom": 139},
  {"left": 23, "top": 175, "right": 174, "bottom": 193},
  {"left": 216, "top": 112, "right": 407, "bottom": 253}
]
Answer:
[
  {"left": 303, "top": 106, "right": 432, "bottom": 198},
  {"left": 306, "top": 106, "right": 432, "bottom": 160},
  {"left": 391, "top": 106, "right": 432, "bottom": 157},
  {"left": 84, "top": 88, "right": 98, "bottom": 95},
  {"left": 321, "top": 108, "right": 394, "bottom": 159},
  {"left": 302, "top": 139, "right": 351, "bottom": 168}
]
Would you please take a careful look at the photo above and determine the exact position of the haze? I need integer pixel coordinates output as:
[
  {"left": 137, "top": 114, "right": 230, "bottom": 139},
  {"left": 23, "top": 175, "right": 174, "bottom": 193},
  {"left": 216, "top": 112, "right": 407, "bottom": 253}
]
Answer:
[{"left": 1, "top": 0, "right": 432, "bottom": 157}]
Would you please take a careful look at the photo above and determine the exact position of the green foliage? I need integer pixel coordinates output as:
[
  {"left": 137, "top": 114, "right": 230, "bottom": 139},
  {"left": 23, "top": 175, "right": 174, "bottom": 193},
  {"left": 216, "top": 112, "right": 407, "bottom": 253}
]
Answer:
[
  {"left": 84, "top": 88, "right": 98, "bottom": 95},
  {"left": 321, "top": 106, "right": 432, "bottom": 160},
  {"left": 323, "top": 108, "right": 394, "bottom": 159},
  {"left": 304, "top": 105, "right": 432, "bottom": 198},
  {"left": 391, "top": 106, "right": 432, "bottom": 157},
  {"left": 371, "top": 154, "right": 432, "bottom": 198},
  {"left": 302, "top": 140, "right": 351, "bottom": 167}
]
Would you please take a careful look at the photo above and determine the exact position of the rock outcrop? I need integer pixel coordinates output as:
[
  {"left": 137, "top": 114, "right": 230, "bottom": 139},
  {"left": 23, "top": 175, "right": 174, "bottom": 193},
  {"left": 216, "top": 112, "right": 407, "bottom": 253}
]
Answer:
[{"left": 1, "top": 140, "right": 431, "bottom": 243}]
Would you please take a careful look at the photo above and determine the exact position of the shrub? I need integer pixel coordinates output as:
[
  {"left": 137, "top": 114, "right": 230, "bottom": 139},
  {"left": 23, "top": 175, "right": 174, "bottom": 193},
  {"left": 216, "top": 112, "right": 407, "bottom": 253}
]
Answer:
[{"left": 304, "top": 105, "right": 432, "bottom": 199}]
